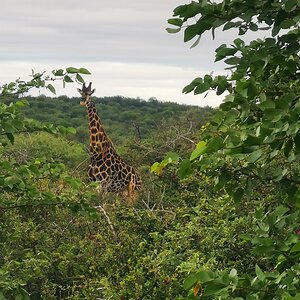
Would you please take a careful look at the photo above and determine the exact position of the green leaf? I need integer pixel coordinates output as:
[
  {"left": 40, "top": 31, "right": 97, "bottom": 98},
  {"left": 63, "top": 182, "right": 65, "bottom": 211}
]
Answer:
[
  {"left": 173, "top": 4, "right": 186, "bottom": 16},
  {"left": 233, "top": 188, "right": 244, "bottom": 203},
  {"left": 57, "top": 125, "right": 67, "bottom": 135},
  {"left": 285, "top": 0, "right": 298, "bottom": 11},
  {"left": 206, "top": 136, "right": 223, "bottom": 153},
  {"left": 64, "top": 75, "right": 73, "bottom": 83},
  {"left": 1, "top": 161, "right": 12, "bottom": 171},
  {"left": 215, "top": 173, "right": 230, "bottom": 190},
  {"left": 255, "top": 264, "right": 266, "bottom": 281},
  {"left": 204, "top": 74, "right": 213, "bottom": 84},
  {"left": 76, "top": 73, "right": 85, "bottom": 84},
  {"left": 65, "top": 177, "right": 82, "bottom": 190},
  {"left": 181, "top": 2, "right": 201, "bottom": 19},
  {"left": 11, "top": 119, "right": 24, "bottom": 130},
  {"left": 194, "top": 82, "right": 210, "bottom": 94},
  {"left": 249, "top": 22, "right": 258, "bottom": 31},
  {"left": 190, "top": 36, "right": 201, "bottom": 49},
  {"left": 2, "top": 122, "right": 15, "bottom": 133},
  {"left": 177, "top": 159, "right": 191, "bottom": 179},
  {"left": 273, "top": 205, "right": 289, "bottom": 217},
  {"left": 66, "top": 67, "right": 79, "bottom": 74},
  {"left": 67, "top": 127, "right": 77, "bottom": 134},
  {"left": 168, "top": 18, "right": 183, "bottom": 27},
  {"left": 190, "top": 141, "right": 207, "bottom": 161},
  {"left": 247, "top": 82, "right": 258, "bottom": 99},
  {"left": 248, "top": 149, "right": 263, "bottom": 163},
  {"left": 164, "top": 152, "right": 180, "bottom": 163},
  {"left": 224, "top": 57, "right": 240, "bottom": 65},
  {"left": 272, "top": 25, "right": 280, "bottom": 37},
  {"left": 259, "top": 100, "right": 275, "bottom": 110},
  {"left": 182, "top": 84, "right": 195, "bottom": 94},
  {"left": 258, "top": 222, "right": 270, "bottom": 232},
  {"left": 196, "top": 270, "right": 214, "bottom": 283},
  {"left": 215, "top": 44, "right": 237, "bottom": 61},
  {"left": 204, "top": 281, "right": 227, "bottom": 296},
  {"left": 223, "top": 22, "right": 236, "bottom": 31},
  {"left": 255, "top": 207, "right": 264, "bottom": 220},
  {"left": 166, "top": 27, "right": 181, "bottom": 34},
  {"left": 4, "top": 176, "right": 19, "bottom": 189},
  {"left": 150, "top": 162, "right": 160, "bottom": 173},
  {"left": 184, "top": 24, "right": 199, "bottom": 42},
  {"left": 15, "top": 100, "right": 26, "bottom": 107},
  {"left": 47, "top": 84, "right": 56, "bottom": 94},
  {"left": 150, "top": 162, "right": 163, "bottom": 175},
  {"left": 280, "top": 19, "right": 296, "bottom": 29},
  {"left": 6, "top": 133, "right": 14, "bottom": 144},
  {"left": 216, "top": 77, "right": 230, "bottom": 95},
  {"left": 28, "top": 165, "right": 40, "bottom": 175},
  {"left": 79, "top": 68, "right": 91, "bottom": 75},
  {"left": 233, "top": 38, "right": 245, "bottom": 48},
  {"left": 184, "top": 273, "right": 198, "bottom": 290},
  {"left": 54, "top": 69, "right": 65, "bottom": 76},
  {"left": 290, "top": 242, "right": 300, "bottom": 253},
  {"left": 264, "top": 108, "right": 284, "bottom": 122}
]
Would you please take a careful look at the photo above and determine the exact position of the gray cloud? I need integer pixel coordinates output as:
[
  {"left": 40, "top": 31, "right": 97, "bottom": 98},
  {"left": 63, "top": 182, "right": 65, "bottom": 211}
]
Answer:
[
  {"left": 2, "top": 0, "right": 260, "bottom": 106},
  {"left": 1, "top": 0, "right": 223, "bottom": 66}
]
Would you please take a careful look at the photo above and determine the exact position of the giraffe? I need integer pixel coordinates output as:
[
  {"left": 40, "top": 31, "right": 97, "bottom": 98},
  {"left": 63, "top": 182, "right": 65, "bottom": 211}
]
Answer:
[{"left": 77, "top": 82, "right": 142, "bottom": 203}]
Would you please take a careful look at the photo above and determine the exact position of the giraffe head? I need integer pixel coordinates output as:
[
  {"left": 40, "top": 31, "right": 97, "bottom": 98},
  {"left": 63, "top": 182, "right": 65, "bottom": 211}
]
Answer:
[{"left": 77, "top": 82, "right": 95, "bottom": 106}]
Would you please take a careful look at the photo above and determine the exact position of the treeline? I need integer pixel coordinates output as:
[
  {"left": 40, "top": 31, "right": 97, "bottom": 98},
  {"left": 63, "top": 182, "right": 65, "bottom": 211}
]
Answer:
[{"left": 11, "top": 95, "right": 214, "bottom": 144}]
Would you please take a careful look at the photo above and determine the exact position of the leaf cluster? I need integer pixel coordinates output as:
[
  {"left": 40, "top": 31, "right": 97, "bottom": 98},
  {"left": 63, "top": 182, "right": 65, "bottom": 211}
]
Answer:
[{"left": 163, "top": 0, "right": 300, "bottom": 298}]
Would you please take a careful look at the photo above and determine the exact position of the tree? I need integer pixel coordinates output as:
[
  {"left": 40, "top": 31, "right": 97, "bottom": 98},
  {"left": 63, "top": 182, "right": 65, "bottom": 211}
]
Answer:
[
  {"left": 161, "top": 0, "right": 300, "bottom": 298},
  {"left": 0, "top": 67, "right": 93, "bottom": 299}
]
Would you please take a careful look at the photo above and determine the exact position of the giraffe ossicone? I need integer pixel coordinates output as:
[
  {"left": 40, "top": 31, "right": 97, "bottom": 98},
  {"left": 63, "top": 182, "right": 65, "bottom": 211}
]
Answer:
[{"left": 78, "top": 82, "right": 142, "bottom": 203}]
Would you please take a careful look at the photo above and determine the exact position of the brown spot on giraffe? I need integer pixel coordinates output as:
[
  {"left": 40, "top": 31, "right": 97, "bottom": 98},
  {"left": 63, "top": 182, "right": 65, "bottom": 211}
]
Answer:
[{"left": 77, "top": 82, "right": 142, "bottom": 202}]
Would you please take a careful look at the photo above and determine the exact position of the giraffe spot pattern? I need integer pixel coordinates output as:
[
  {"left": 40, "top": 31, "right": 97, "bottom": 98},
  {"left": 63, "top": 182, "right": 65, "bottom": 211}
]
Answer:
[{"left": 80, "top": 88, "right": 142, "bottom": 196}]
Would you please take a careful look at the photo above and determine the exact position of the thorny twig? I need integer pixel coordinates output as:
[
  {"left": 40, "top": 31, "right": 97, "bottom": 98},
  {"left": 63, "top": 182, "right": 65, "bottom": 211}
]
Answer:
[{"left": 94, "top": 205, "right": 117, "bottom": 238}]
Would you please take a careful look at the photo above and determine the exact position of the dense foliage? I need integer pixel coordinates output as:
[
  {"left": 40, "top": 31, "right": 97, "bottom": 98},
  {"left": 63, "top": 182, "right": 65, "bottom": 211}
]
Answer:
[
  {"left": 161, "top": 0, "right": 300, "bottom": 298},
  {"left": 1, "top": 0, "right": 299, "bottom": 299},
  {"left": 0, "top": 70, "right": 216, "bottom": 299}
]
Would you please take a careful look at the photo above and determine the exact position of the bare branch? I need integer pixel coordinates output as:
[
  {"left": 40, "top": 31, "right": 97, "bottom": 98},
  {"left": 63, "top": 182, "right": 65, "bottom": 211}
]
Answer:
[{"left": 94, "top": 205, "right": 117, "bottom": 238}]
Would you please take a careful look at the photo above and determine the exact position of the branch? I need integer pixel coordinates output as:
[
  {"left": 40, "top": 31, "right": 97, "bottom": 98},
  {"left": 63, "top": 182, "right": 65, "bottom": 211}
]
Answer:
[{"left": 94, "top": 205, "right": 117, "bottom": 238}]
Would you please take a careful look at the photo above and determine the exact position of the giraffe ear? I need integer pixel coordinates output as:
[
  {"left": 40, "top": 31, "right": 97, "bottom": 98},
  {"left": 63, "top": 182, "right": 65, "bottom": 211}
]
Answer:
[{"left": 77, "top": 88, "right": 82, "bottom": 94}]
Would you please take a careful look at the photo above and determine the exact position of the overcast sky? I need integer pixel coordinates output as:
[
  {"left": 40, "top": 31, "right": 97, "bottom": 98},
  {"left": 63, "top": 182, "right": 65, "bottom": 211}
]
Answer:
[{"left": 0, "top": 0, "right": 236, "bottom": 107}]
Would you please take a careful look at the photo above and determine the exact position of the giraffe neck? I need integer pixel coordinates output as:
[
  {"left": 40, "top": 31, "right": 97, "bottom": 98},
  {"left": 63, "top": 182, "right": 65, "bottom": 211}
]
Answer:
[{"left": 86, "top": 102, "right": 117, "bottom": 158}]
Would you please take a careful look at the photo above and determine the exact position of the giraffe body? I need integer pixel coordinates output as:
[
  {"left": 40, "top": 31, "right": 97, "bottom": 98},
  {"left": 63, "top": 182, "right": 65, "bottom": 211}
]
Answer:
[{"left": 78, "top": 83, "right": 142, "bottom": 200}]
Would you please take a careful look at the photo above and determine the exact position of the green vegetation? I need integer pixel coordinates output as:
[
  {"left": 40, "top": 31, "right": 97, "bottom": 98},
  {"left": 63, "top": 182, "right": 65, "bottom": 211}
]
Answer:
[
  {"left": 162, "top": 0, "right": 300, "bottom": 298},
  {"left": 1, "top": 0, "right": 300, "bottom": 299},
  {"left": 9, "top": 95, "right": 213, "bottom": 146},
  {"left": 0, "top": 70, "right": 214, "bottom": 299}
]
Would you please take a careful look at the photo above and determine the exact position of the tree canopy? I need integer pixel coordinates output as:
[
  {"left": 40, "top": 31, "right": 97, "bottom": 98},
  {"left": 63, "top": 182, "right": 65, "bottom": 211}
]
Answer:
[{"left": 158, "top": 0, "right": 300, "bottom": 298}]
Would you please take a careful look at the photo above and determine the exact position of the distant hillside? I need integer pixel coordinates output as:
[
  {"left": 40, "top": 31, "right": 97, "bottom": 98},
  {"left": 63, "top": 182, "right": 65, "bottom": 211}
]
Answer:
[{"left": 11, "top": 95, "right": 215, "bottom": 144}]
